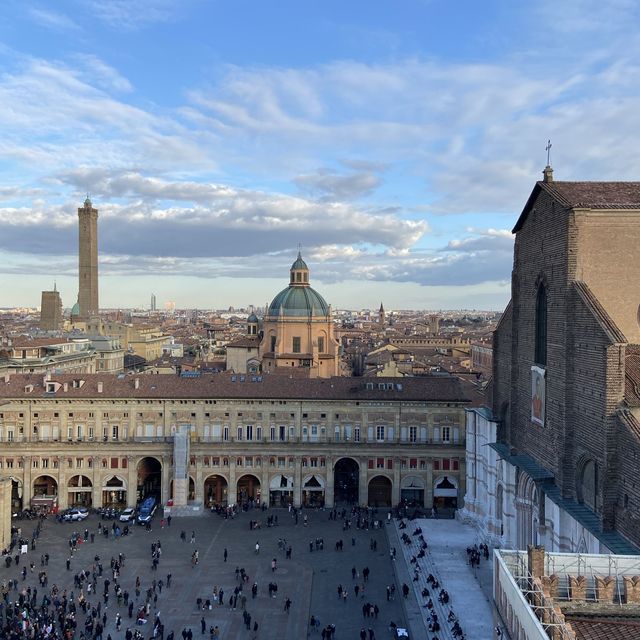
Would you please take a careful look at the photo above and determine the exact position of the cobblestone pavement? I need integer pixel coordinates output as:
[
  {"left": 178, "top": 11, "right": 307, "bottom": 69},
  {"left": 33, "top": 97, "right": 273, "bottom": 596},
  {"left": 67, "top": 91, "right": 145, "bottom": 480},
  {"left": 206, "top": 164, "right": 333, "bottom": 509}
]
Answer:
[{"left": 2, "top": 508, "right": 409, "bottom": 639}]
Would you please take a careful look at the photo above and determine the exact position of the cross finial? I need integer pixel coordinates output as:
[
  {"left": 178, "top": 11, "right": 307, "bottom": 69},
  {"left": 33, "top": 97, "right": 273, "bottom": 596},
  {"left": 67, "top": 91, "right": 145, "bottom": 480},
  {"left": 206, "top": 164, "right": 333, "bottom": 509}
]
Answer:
[
  {"left": 545, "top": 139, "right": 552, "bottom": 167},
  {"left": 297, "top": 242, "right": 302, "bottom": 258}
]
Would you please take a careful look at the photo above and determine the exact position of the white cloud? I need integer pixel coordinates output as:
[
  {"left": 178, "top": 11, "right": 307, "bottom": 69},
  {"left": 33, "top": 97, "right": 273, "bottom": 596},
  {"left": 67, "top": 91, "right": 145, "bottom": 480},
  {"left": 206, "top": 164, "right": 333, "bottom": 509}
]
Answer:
[{"left": 28, "top": 7, "right": 80, "bottom": 32}]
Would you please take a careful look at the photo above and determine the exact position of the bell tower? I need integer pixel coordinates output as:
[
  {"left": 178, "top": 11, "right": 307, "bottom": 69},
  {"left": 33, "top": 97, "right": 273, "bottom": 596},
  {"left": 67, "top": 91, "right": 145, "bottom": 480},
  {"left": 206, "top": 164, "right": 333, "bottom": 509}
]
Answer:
[{"left": 78, "top": 196, "right": 99, "bottom": 320}]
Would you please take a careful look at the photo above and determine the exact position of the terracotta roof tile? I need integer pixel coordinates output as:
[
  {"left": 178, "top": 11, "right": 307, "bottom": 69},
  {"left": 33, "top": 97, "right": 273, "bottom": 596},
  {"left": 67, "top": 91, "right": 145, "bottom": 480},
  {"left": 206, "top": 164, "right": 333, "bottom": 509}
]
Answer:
[{"left": 0, "top": 372, "right": 470, "bottom": 403}]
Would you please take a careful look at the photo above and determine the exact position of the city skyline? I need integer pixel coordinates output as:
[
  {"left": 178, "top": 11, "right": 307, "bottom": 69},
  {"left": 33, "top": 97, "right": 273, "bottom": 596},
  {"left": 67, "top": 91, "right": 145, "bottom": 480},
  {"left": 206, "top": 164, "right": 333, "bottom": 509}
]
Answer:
[{"left": 1, "top": 1, "right": 639, "bottom": 309}]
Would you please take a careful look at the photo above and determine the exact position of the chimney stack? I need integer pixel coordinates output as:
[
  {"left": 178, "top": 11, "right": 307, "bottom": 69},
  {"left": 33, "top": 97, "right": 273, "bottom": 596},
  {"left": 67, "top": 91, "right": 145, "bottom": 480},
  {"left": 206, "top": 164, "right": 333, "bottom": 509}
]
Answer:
[
  {"left": 134, "top": 378, "right": 140, "bottom": 390},
  {"left": 542, "top": 165, "right": 554, "bottom": 183}
]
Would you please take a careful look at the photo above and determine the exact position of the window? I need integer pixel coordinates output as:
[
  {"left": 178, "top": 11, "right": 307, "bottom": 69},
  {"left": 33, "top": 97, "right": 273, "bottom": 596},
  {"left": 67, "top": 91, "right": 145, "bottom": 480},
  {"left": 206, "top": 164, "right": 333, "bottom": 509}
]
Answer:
[
  {"left": 236, "top": 426, "right": 243, "bottom": 441},
  {"left": 223, "top": 426, "right": 229, "bottom": 442},
  {"left": 377, "top": 458, "right": 384, "bottom": 469},
  {"left": 112, "top": 425, "right": 119, "bottom": 440},
  {"left": 409, "top": 458, "right": 417, "bottom": 469},
  {"left": 246, "top": 425, "right": 253, "bottom": 441},
  {"left": 354, "top": 427, "right": 360, "bottom": 443},
  {"left": 442, "top": 426, "right": 451, "bottom": 443},
  {"left": 270, "top": 426, "right": 276, "bottom": 442},
  {"left": 334, "top": 426, "right": 340, "bottom": 442},
  {"left": 535, "top": 283, "right": 548, "bottom": 366},
  {"left": 270, "top": 336, "right": 276, "bottom": 351},
  {"left": 76, "top": 458, "right": 83, "bottom": 469},
  {"left": 376, "top": 425, "right": 385, "bottom": 441},
  {"left": 317, "top": 337, "right": 325, "bottom": 353},
  {"left": 256, "top": 426, "right": 262, "bottom": 441},
  {"left": 310, "top": 457, "right": 318, "bottom": 467},
  {"left": 409, "top": 426, "right": 417, "bottom": 443},
  {"left": 292, "top": 337, "right": 301, "bottom": 353}
]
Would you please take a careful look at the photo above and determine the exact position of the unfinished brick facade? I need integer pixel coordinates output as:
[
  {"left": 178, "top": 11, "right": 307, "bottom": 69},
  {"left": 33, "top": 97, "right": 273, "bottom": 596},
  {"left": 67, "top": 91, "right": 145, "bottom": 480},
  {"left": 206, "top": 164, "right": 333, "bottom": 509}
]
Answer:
[{"left": 493, "top": 171, "right": 640, "bottom": 551}]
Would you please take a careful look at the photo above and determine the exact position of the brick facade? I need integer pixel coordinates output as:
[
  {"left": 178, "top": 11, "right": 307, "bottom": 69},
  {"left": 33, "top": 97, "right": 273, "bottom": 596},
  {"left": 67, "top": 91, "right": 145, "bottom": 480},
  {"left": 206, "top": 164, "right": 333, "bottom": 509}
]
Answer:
[{"left": 493, "top": 175, "right": 640, "bottom": 550}]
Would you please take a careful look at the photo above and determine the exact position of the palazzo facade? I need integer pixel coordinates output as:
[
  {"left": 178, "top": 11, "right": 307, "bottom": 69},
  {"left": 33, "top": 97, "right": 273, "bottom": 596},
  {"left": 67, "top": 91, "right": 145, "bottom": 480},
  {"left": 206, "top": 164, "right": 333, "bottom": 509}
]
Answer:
[{"left": 0, "top": 373, "right": 467, "bottom": 512}]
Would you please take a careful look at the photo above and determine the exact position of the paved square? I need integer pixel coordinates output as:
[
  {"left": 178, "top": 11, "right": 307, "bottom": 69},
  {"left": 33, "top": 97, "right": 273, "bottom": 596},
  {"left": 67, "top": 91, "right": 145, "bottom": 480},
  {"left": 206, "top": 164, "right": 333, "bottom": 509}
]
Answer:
[{"left": 2, "top": 508, "right": 409, "bottom": 639}]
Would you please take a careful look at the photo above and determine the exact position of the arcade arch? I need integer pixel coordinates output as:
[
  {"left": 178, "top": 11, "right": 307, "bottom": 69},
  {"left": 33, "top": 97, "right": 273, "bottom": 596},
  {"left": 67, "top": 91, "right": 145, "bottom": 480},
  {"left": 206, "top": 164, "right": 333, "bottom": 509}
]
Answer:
[
  {"left": 334, "top": 458, "right": 359, "bottom": 505},
  {"left": 137, "top": 457, "right": 162, "bottom": 502},
  {"left": 204, "top": 474, "right": 229, "bottom": 507},
  {"left": 67, "top": 475, "right": 93, "bottom": 507},
  {"left": 368, "top": 475, "right": 392, "bottom": 507},
  {"left": 237, "top": 474, "right": 261, "bottom": 506}
]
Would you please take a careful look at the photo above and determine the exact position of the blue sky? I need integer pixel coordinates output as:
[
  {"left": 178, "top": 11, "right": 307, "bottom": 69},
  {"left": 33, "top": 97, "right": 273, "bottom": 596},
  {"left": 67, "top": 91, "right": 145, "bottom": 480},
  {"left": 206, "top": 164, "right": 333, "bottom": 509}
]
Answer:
[{"left": 1, "top": 0, "right": 639, "bottom": 311}]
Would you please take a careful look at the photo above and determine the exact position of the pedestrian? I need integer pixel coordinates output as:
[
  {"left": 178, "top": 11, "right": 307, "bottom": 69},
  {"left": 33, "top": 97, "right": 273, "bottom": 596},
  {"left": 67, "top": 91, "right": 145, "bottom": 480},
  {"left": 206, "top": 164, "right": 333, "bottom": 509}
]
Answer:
[
  {"left": 190, "top": 531, "right": 196, "bottom": 544},
  {"left": 201, "top": 617, "right": 206, "bottom": 634},
  {"left": 223, "top": 548, "right": 228, "bottom": 562}
]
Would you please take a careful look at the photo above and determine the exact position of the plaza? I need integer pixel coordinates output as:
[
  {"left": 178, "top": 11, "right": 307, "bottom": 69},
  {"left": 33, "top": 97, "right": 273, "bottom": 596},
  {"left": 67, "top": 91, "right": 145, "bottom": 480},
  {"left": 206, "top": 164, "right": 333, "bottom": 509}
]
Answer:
[{"left": 2, "top": 507, "right": 409, "bottom": 639}]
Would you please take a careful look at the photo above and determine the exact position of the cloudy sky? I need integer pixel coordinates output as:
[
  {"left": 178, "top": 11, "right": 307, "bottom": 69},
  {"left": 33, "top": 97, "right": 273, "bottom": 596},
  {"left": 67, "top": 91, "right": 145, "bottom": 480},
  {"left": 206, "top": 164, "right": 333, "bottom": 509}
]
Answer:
[{"left": 1, "top": 0, "right": 639, "bottom": 311}]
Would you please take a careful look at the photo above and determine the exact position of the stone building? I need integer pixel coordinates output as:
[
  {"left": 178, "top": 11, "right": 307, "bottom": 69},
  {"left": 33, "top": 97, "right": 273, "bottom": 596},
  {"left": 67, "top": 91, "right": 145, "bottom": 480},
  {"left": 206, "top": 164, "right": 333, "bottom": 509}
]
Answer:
[
  {"left": 460, "top": 168, "right": 640, "bottom": 554},
  {"left": 77, "top": 197, "right": 99, "bottom": 320},
  {"left": 39, "top": 288, "right": 63, "bottom": 331},
  {"left": 0, "top": 373, "right": 467, "bottom": 512}
]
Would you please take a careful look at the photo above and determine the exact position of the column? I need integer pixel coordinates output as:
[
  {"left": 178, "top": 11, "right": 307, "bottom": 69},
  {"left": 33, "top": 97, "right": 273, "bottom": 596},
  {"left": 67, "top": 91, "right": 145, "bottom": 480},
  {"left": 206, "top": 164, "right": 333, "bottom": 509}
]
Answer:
[
  {"left": 92, "top": 457, "right": 101, "bottom": 508},
  {"left": 358, "top": 459, "right": 368, "bottom": 507},
  {"left": 325, "top": 456, "right": 334, "bottom": 508},
  {"left": 22, "top": 460, "right": 32, "bottom": 508},
  {"left": 392, "top": 458, "right": 401, "bottom": 507},
  {"left": 261, "top": 466, "right": 270, "bottom": 508},
  {"left": 127, "top": 457, "right": 137, "bottom": 507},
  {"left": 293, "top": 457, "right": 302, "bottom": 508},
  {"left": 161, "top": 455, "right": 171, "bottom": 505},
  {"left": 228, "top": 459, "right": 237, "bottom": 505},
  {"left": 425, "top": 460, "right": 434, "bottom": 509}
]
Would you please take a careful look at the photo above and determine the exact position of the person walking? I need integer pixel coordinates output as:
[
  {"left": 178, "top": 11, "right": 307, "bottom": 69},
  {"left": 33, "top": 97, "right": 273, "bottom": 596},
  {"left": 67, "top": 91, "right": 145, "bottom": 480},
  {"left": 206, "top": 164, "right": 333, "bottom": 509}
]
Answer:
[{"left": 223, "top": 548, "right": 228, "bottom": 562}]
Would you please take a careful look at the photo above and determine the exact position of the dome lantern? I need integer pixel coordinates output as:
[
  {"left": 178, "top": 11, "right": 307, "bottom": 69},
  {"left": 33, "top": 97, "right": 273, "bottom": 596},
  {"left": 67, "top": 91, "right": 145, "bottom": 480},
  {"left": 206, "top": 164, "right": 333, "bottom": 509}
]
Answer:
[{"left": 290, "top": 251, "right": 310, "bottom": 286}]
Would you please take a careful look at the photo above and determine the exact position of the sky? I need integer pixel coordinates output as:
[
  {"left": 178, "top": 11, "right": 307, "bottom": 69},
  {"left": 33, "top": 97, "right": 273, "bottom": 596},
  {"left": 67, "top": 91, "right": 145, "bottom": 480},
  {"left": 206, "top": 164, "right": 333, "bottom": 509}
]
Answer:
[{"left": 1, "top": 0, "right": 640, "bottom": 311}]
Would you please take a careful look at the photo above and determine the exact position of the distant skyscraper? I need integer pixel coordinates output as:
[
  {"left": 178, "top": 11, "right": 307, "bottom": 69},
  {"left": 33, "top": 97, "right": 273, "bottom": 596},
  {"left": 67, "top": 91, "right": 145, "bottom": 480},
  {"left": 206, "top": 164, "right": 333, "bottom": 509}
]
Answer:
[
  {"left": 150, "top": 293, "right": 157, "bottom": 311},
  {"left": 40, "top": 286, "right": 62, "bottom": 331},
  {"left": 78, "top": 197, "right": 99, "bottom": 320}
]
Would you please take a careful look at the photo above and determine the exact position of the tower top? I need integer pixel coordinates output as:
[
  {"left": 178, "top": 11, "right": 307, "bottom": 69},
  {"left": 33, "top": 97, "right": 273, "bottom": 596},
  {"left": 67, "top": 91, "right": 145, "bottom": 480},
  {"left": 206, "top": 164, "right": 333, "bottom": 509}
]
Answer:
[{"left": 542, "top": 140, "right": 554, "bottom": 183}]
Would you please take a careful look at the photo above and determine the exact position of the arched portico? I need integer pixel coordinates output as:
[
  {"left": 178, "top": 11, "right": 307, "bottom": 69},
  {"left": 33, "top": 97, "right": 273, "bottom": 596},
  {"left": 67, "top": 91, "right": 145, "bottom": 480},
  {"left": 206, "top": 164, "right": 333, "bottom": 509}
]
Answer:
[
  {"left": 368, "top": 475, "right": 392, "bottom": 507},
  {"left": 334, "top": 458, "right": 359, "bottom": 505},
  {"left": 433, "top": 475, "right": 459, "bottom": 509},
  {"left": 137, "top": 456, "right": 162, "bottom": 502},
  {"left": 31, "top": 475, "right": 58, "bottom": 510},
  {"left": 204, "top": 474, "right": 229, "bottom": 507},
  {"left": 400, "top": 475, "right": 425, "bottom": 506},
  {"left": 237, "top": 474, "right": 261, "bottom": 505},
  {"left": 302, "top": 474, "right": 325, "bottom": 507},
  {"left": 102, "top": 475, "right": 127, "bottom": 507},
  {"left": 67, "top": 475, "right": 93, "bottom": 507},
  {"left": 269, "top": 474, "right": 293, "bottom": 507}
]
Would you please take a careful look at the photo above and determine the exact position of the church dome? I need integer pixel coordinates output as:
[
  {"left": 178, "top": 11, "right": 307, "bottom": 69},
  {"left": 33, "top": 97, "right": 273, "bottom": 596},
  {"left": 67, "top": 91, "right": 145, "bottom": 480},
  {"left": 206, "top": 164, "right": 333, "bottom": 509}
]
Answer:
[
  {"left": 268, "top": 286, "right": 330, "bottom": 318},
  {"left": 247, "top": 313, "right": 259, "bottom": 323},
  {"left": 267, "top": 251, "right": 330, "bottom": 318},
  {"left": 71, "top": 301, "right": 80, "bottom": 317}
]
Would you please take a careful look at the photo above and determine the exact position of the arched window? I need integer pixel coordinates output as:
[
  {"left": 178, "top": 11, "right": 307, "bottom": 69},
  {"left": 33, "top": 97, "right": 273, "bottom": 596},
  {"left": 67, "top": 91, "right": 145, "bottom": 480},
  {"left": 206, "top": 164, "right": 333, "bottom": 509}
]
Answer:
[{"left": 535, "top": 284, "right": 547, "bottom": 366}]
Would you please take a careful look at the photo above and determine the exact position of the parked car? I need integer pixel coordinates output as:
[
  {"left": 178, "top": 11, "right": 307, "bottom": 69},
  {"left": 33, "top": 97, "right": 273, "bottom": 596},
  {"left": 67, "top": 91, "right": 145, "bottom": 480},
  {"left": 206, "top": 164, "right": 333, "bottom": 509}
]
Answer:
[
  {"left": 119, "top": 507, "right": 136, "bottom": 523},
  {"left": 63, "top": 508, "right": 89, "bottom": 522}
]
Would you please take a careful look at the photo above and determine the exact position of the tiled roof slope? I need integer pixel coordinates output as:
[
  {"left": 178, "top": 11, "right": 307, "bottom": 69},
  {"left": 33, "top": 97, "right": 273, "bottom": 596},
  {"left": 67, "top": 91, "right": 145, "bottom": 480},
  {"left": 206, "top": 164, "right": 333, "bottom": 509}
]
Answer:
[
  {"left": 0, "top": 373, "right": 470, "bottom": 403},
  {"left": 566, "top": 617, "right": 640, "bottom": 640},
  {"left": 513, "top": 181, "right": 640, "bottom": 232}
]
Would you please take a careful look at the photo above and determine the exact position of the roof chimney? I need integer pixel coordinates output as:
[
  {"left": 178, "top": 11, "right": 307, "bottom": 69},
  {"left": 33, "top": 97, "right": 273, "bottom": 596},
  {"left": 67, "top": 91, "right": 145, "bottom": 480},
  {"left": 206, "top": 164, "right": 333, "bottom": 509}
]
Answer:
[
  {"left": 134, "top": 378, "right": 140, "bottom": 389},
  {"left": 97, "top": 381, "right": 103, "bottom": 394},
  {"left": 542, "top": 165, "right": 553, "bottom": 183}
]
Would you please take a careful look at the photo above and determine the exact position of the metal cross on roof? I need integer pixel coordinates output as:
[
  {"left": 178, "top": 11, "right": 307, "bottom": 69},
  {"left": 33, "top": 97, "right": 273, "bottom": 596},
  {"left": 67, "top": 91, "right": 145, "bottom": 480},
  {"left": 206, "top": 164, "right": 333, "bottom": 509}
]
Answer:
[{"left": 545, "top": 139, "right": 552, "bottom": 166}]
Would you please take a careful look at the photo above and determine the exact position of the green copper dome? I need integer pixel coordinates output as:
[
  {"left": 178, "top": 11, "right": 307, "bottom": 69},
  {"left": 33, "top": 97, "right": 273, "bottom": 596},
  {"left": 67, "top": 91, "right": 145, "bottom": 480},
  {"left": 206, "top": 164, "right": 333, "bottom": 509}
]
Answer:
[
  {"left": 71, "top": 301, "right": 80, "bottom": 317},
  {"left": 268, "top": 286, "right": 330, "bottom": 318},
  {"left": 291, "top": 252, "right": 308, "bottom": 270},
  {"left": 247, "top": 313, "right": 259, "bottom": 323}
]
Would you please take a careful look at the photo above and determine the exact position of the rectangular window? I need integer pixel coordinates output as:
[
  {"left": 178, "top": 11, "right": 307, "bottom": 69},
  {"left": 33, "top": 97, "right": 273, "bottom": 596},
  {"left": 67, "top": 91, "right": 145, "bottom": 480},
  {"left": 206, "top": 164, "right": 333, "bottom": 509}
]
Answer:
[
  {"left": 76, "top": 458, "right": 83, "bottom": 469},
  {"left": 334, "top": 426, "right": 340, "bottom": 442},
  {"left": 409, "top": 426, "right": 417, "bottom": 443},
  {"left": 442, "top": 458, "right": 451, "bottom": 471},
  {"left": 42, "top": 458, "right": 49, "bottom": 469},
  {"left": 223, "top": 426, "right": 229, "bottom": 442},
  {"left": 292, "top": 337, "right": 301, "bottom": 353},
  {"left": 376, "top": 425, "right": 385, "bottom": 441},
  {"left": 317, "top": 337, "right": 325, "bottom": 353},
  {"left": 279, "top": 425, "right": 286, "bottom": 441},
  {"left": 270, "top": 335, "right": 276, "bottom": 351},
  {"left": 256, "top": 426, "right": 262, "bottom": 441},
  {"left": 354, "top": 427, "right": 360, "bottom": 443},
  {"left": 246, "top": 425, "right": 253, "bottom": 441},
  {"left": 452, "top": 459, "right": 459, "bottom": 471},
  {"left": 433, "top": 459, "right": 441, "bottom": 470},
  {"left": 368, "top": 459, "right": 374, "bottom": 469},
  {"left": 236, "top": 426, "right": 243, "bottom": 441},
  {"left": 377, "top": 458, "right": 384, "bottom": 469},
  {"left": 409, "top": 458, "right": 417, "bottom": 469},
  {"left": 112, "top": 425, "right": 119, "bottom": 440},
  {"left": 387, "top": 459, "right": 393, "bottom": 470},
  {"left": 310, "top": 457, "right": 318, "bottom": 467},
  {"left": 442, "top": 426, "right": 451, "bottom": 443}
]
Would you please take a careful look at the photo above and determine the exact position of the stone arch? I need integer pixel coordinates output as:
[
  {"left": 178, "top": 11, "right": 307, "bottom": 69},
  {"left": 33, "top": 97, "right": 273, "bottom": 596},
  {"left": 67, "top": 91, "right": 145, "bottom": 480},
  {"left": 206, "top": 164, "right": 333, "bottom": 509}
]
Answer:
[
  {"left": 575, "top": 455, "right": 597, "bottom": 511},
  {"left": 433, "top": 475, "right": 459, "bottom": 509},
  {"left": 10, "top": 476, "right": 23, "bottom": 510},
  {"left": 137, "top": 456, "right": 162, "bottom": 501},
  {"left": 516, "top": 472, "right": 538, "bottom": 549},
  {"left": 400, "top": 475, "right": 425, "bottom": 506},
  {"left": 334, "top": 457, "right": 359, "bottom": 505},
  {"left": 67, "top": 474, "right": 93, "bottom": 508},
  {"left": 237, "top": 473, "right": 261, "bottom": 505},
  {"left": 102, "top": 475, "right": 127, "bottom": 507},
  {"left": 32, "top": 475, "right": 57, "bottom": 497},
  {"left": 204, "top": 474, "right": 229, "bottom": 507},
  {"left": 368, "top": 474, "right": 392, "bottom": 506}
]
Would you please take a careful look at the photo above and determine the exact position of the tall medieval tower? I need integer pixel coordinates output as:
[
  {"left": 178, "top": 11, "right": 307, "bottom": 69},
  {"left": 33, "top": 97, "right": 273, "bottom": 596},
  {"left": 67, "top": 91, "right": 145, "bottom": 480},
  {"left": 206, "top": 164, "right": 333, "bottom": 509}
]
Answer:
[{"left": 78, "top": 197, "right": 99, "bottom": 320}]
